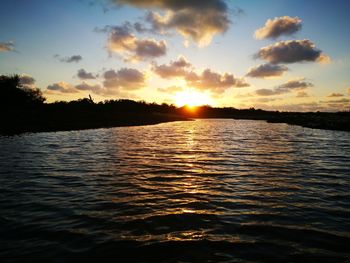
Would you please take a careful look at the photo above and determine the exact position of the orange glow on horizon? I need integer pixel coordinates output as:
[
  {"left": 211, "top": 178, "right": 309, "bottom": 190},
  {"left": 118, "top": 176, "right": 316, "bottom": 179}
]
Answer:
[
  {"left": 174, "top": 90, "right": 213, "bottom": 107},
  {"left": 183, "top": 104, "right": 198, "bottom": 113}
]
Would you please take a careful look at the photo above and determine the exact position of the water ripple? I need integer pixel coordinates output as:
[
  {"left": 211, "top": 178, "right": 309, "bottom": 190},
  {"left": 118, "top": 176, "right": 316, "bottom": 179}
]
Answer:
[{"left": 1, "top": 119, "right": 350, "bottom": 262}]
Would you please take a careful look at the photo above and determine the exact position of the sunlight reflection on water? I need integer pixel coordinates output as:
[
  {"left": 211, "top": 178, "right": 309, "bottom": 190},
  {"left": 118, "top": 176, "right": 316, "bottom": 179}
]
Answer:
[{"left": 1, "top": 119, "right": 350, "bottom": 262}]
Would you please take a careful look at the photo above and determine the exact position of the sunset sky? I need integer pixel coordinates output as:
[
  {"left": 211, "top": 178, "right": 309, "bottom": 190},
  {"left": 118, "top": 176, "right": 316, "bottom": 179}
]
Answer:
[{"left": 1, "top": 0, "right": 350, "bottom": 111}]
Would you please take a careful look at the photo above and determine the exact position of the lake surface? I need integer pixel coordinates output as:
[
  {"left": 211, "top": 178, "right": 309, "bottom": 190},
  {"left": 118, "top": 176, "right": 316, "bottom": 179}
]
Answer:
[{"left": 1, "top": 119, "right": 350, "bottom": 262}]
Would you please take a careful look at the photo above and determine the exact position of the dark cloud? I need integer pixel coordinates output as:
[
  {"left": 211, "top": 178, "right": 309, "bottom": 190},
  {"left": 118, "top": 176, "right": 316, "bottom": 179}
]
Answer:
[
  {"left": 55, "top": 54, "right": 83, "bottom": 63},
  {"left": 112, "top": 0, "right": 230, "bottom": 46},
  {"left": 255, "top": 16, "right": 302, "bottom": 39},
  {"left": 157, "top": 86, "right": 183, "bottom": 94},
  {"left": 95, "top": 21, "right": 153, "bottom": 34},
  {"left": 133, "top": 22, "right": 148, "bottom": 33},
  {"left": 75, "top": 82, "right": 102, "bottom": 93},
  {"left": 19, "top": 75, "right": 35, "bottom": 86},
  {"left": 255, "top": 88, "right": 277, "bottom": 96},
  {"left": 256, "top": 79, "right": 313, "bottom": 96},
  {"left": 319, "top": 98, "right": 350, "bottom": 111},
  {"left": 105, "top": 25, "right": 167, "bottom": 61},
  {"left": 0, "top": 41, "right": 14, "bottom": 52},
  {"left": 46, "top": 82, "right": 78, "bottom": 93},
  {"left": 256, "top": 40, "right": 329, "bottom": 64},
  {"left": 77, "top": 69, "right": 97, "bottom": 79},
  {"left": 113, "top": 0, "right": 228, "bottom": 11},
  {"left": 152, "top": 56, "right": 192, "bottom": 78},
  {"left": 327, "top": 93, "right": 344, "bottom": 97},
  {"left": 134, "top": 39, "right": 166, "bottom": 57},
  {"left": 277, "top": 79, "right": 313, "bottom": 91},
  {"left": 103, "top": 68, "right": 145, "bottom": 90},
  {"left": 246, "top": 63, "right": 288, "bottom": 78}
]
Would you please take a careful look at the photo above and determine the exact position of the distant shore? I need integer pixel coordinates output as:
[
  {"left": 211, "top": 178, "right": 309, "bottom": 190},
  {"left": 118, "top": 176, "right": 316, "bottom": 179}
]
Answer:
[
  {"left": 1, "top": 74, "right": 349, "bottom": 135},
  {"left": 230, "top": 112, "right": 350, "bottom": 132},
  {"left": 2, "top": 109, "right": 349, "bottom": 135},
  {"left": 182, "top": 107, "right": 350, "bottom": 132},
  {"left": 1, "top": 102, "right": 350, "bottom": 135},
  {"left": 265, "top": 113, "right": 350, "bottom": 132},
  {"left": 0, "top": 112, "right": 190, "bottom": 135}
]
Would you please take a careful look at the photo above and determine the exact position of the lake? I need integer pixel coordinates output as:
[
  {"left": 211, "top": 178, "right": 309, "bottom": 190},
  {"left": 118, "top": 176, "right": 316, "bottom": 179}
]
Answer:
[{"left": 1, "top": 119, "right": 349, "bottom": 262}]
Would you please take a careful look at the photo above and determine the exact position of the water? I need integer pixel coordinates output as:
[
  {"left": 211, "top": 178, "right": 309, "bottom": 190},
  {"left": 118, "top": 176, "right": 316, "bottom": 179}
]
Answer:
[{"left": 1, "top": 119, "right": 350, "bottom": 262}]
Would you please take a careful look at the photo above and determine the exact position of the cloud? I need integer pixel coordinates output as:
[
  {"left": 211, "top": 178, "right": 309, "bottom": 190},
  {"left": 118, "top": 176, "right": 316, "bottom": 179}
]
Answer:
[
  {"left": 158, "top": 86, "right": 183, "bottom": 94},
  {"left": 55, "top": 54, "right": 82, "bottom": 63},
  {"left": 256, "top": 79, "right": 313, "bottom": 96},
  {"left": 327, "top": 93, "right": 344, "bottom": 97},
  {"left": 263, "top": 102, "right": 327, "bottom": 112},
  {"left": 186, "top": 69, "right": 249, "bottom": 94},
  {"left": 152, "top": 56, "right": 192, "bottom": 78},
  {"left": 256, "top": 40, "right": 329, "bottom": 64},
  {"left": 255, "top": 16, "right": 302, "bottom": 39},
  {"left": 247, "top": 98, "right": 347, "bottom": 112},
  {"left": 112, "top": 0, "right": 230, "bottom": 46},
  {"left": 75, "top": 82, "right": 102, "bottom": 93},
  {"left": 319, "top": 98, "right": 350, "bottom": 111},
  {"left": 45, "top": 67, "right": 145, "bottom": 97},
  {"left": 277, "top": 79, "right": 313, "bottom": 90},
  {"left": 296, "top": 91, "right": 309, "bottom": 98},
  {"left": 105, "top": 25, "right": 167, "bottom": 61},
  {"left": 321, "top": 98, "right": 350, "bottom": 104},
  {"left": 47, "top": 82, "right": 78, "bottom": 93},
  {"left": 255, "top": 88, "right": 277, "bottom": 96},
  {"left": 103, "top": 68, "right": 145, "bottom": 90},
  {"left": 46, "top": 81, "right": 99, "bottom": 94},
  {"left": 77, "top": 69, "right": 97, "bottom": 79},
  {"left": 0, "top": 41, "right": 14, "bottom": 52},
  {"left": 19, "top": 75, "right": 35, "bottom": 86},
  {"left": 146, "top": 10, "right": 229, "bottom": 46},
  {"left": 246, "top": 63, "right": 288, "bottom": 78},
  {"left": 152, "top": 56, "right": 249, "bottom": 94},
  {"left": 134, "top": 39, "right": 166, "bottom": 58},
  {"left": 113, "top": 0, "right": 228, "bottom": 10},
  {"left": 133, "top": 22, "right": 150, "bottom": 33},
  {"left": 255, "top": 97, "right": 280, "bottom": 103}
]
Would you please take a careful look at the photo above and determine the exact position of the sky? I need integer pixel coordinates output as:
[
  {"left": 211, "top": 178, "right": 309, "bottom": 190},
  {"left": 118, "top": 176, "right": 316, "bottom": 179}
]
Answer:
[{"left": 1, "top": 0, "right": 350, "bottom": 111}]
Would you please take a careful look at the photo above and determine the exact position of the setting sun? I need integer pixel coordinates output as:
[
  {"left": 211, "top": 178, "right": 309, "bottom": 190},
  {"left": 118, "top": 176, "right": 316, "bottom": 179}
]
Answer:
[
  {"left": 2, "top": 1, "right": 350, "bottom": 262},
  {"left": 174, "top": 90, "right": 213, "bottom": 107}
]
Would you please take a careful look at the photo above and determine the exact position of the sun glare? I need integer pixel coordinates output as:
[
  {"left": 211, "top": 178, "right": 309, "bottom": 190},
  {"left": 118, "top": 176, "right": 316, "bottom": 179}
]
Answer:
[{"left": 174, "top": 90, "right": 212, "bottom": 107}]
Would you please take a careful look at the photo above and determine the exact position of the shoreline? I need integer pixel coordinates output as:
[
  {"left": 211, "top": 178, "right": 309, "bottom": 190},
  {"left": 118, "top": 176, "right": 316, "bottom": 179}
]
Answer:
[
  {"left": 231, "top": 113, "right": 350, "bottom": 132},
  {"left": 0, "top": 113, "right": 191, "bottom": 136},
  {"left": 1, "top": 98, "right": 348, "bottom": 136},
  {"left": 1, "top": 115, "right": 348, "bottom": 136},
  {"left": 228, "top": 117, "right": 350, "bottom": 132}
]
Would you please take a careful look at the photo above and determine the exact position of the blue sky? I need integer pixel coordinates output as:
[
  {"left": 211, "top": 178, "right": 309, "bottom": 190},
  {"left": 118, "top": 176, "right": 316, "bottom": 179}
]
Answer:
[{"left": 1, "top": 0, "right": 350, "bottom": 111}]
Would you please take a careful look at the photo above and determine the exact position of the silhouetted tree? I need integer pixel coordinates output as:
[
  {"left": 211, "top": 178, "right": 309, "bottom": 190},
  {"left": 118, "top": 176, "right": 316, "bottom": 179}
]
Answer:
[
  {"left": 1, "top": 74, "right": 349, "bottom": 134},
  {"left": 0, "top": 74, "right": 45, "bottom": 109}
]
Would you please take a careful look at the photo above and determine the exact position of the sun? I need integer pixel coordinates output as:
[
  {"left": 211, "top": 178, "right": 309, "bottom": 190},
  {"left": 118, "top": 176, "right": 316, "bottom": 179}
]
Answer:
[{"left": 174, "top": 90, "right": 213, "bottom": 107}]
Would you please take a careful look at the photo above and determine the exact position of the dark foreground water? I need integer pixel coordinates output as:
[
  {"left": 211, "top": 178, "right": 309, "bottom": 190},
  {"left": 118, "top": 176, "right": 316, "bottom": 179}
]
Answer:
[{"left": 1, "top": 119, "right": 350, "bottom": 262}]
